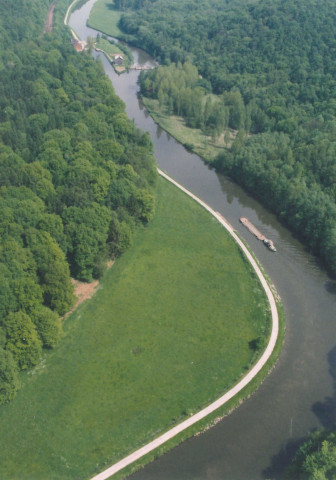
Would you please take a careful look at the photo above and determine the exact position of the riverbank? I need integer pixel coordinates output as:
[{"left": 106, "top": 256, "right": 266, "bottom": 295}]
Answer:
[
  {"left": 88, "top": 170, "right": 283, "bottom": 480},
  {"left": 63, "top": 4, "right": 285, "bottom": 478},
  {"left": 142, "top": 98, "right": 228, "bottom": 162},
  {"left": 67, "top": 2, "right": 336, "bottom": 479}
]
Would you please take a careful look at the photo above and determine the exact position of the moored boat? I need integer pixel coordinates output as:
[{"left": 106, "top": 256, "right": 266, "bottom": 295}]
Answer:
[{"left": 239, "top": 217, "right": 276, "bottom": 252}]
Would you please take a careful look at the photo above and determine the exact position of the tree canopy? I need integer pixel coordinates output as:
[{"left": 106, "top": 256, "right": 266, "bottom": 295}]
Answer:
[
  {"left": 122, "top": 0, "right": 336, "bottom": 275},
  {"left": 286, "top": 430, "right": 336, "bottom": 480}
]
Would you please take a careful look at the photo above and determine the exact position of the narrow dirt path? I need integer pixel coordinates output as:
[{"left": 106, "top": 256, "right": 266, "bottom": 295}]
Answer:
[
  {"left": 89, "top": 168, "right": 280, "bottom": 480},
  {"left": 44, "top": 0, "right": 57, "bottom": 33},
  {"left": 63, "top": 279, "right": 99, "bottom": 320}
]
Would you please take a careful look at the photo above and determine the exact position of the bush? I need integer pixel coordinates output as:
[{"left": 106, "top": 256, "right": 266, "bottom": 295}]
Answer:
[
  {"left": 31, "top": 306, "right": 63, "bottom": 349},
  {"left": 5, "top": 311, "right": 42, "bottom": 370}
]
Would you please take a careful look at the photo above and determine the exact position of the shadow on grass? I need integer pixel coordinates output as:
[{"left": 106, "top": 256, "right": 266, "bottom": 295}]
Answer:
[
  {"left": 263, "top": 345, "right": 336, "bottom": 479},
  {"left": 106, "top": 3, "right": 119, "bottom": 11}
]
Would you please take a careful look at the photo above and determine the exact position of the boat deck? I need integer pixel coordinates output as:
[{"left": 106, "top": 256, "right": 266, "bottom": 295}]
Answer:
[{"left": 239, "top": 217, "right": 266, "bottom": 241}]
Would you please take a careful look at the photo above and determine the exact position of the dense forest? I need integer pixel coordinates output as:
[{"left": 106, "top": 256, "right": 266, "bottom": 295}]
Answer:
[
  {"left": 120, "top": 0, "right": 336, "bottom": 275},
  {"left": 0, "top": 0, "right": 156, "bottom": 404}
]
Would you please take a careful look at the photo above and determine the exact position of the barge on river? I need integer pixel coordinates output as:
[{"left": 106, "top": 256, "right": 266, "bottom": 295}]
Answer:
[{"left": 239, "top": 217, "right": 276, "bottom": 252}]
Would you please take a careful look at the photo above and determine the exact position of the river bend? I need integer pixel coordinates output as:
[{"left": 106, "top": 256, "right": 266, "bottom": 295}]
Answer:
[{"left": 69, "top": 3, "right": 336, "bottom": 479}]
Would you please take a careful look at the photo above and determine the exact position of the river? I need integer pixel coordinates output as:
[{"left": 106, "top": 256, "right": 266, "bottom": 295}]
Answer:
[{"left": 70, "top": 2, "right": 336, "bottom": 479}]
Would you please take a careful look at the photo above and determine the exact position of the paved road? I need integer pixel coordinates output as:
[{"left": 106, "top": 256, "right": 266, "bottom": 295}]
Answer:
[{"left": 89, "top": 169, "right": 279, "bottom": 480}]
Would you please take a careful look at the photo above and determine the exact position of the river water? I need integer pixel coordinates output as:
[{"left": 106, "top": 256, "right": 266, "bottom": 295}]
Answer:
[{"left": 70, "top": 3, "right": 336, "bottom": 479}]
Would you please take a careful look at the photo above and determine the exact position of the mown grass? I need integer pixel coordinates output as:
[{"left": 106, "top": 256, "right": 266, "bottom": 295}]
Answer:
[
  {"left": 97, "top": 37, "right": 124, "bottom": 56},
  {"left": 87, "top": 0, "right": 122, "bottom": 37},
  {"left": 118, "top": 301, "right": 285, "bottom": 480},
  {"left": 0, "top": 178, "right": 270, "bottom": 480}
]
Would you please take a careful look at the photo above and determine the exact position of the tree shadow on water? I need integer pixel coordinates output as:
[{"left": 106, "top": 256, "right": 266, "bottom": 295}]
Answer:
[
  {"left": 325, "top": 280, "right": 336, "bottom": 296},
  {"left": 262, "top": 346, "right": 336, "bottom": 479},
  {"left": 262, "top": 436, "right": 309, "bottom": 480},
  {"left": 311, "top": 346, "right": 336, "bottom": 428}
]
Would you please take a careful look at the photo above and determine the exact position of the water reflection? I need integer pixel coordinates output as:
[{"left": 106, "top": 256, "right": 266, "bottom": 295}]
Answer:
[
  {"left": 325, "top": 281, "right": 336, "bottom": 295},
  {"left": 312, "top": 346, "right": 336, "bottom": 429},
  {"left": 156, "top": 125, "right": 163, "bottom": 139},
  {"left": 264, "top": 345, "right": 336, "bottom": 479},
  {"left": 263, "top": 437, "right": 307, "bottom": 479}
]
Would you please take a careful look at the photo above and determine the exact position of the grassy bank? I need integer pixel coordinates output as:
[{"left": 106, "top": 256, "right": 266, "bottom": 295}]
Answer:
[
  {"left": 96, "top": 36, "right": 132, "bottom": 72},
  {"left": 142, "top": 97, "right": 233, "bottom": 163},
  {"left": 87, "top": 0, "right": 122, "bottom": 37},
  {"left": 0, "top": 177, "right": 271, "bottom": 480}
]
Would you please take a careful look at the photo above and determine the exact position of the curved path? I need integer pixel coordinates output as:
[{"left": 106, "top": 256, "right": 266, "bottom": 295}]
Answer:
[
  {"left": 89, "top": 169, "right": 279, "bottom": 480},
  {"left": 64, "top": 0, "right": 83, "bottom": 41},
  {"left": 64, "top": 0, "right": 78, "bottom": 26}
]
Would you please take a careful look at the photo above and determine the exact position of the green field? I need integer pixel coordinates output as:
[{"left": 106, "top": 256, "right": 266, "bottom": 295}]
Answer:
[
  {"left": 0, "top": 178, "right": 270, "bottom": 480},
  {"left": 87, "top": 0, "right": 122, "bottom": 37},
  {"left": 97, "top": 37, "right": 123, "bottom": 57}
]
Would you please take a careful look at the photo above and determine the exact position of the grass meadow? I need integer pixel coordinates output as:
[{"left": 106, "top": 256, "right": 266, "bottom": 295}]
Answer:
[
  {"left": 87, "top": 0, "right": 122, "bottom": 37},
  {"left": 0, "top": 177, "right": 270, "bottom": 480}
]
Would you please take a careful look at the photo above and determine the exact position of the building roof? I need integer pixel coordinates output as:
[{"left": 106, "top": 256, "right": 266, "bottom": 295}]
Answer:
[{"left": 71, "top": 38, "right": 87, "bottom": 52}]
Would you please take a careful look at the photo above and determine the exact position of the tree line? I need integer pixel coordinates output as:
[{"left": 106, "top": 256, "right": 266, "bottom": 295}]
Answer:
[
  {"left": 140, "top": 61, "right": 269, "bottom": 136},
  {"left": 0, "top": 0, "right": 157, "bottom": 405},
  {"left": 140, "top": 62, "right": 227, "bottom": 135},
  {"left": 119, "top": 0, "right": 336, "bottom": 275}
]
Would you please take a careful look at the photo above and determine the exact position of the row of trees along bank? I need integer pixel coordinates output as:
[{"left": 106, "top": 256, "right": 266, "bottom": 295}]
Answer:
[
  {"left": 122, "top": 0, "right": 336, "bottom": 276},
  {"left": 0, "top": 0, "right": 157, "bottom": 405}
]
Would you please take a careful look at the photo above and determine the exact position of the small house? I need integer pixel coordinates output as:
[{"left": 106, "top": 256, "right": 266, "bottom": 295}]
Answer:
[
  {"left": 71, "top": 38, "right": 87, "bottom": 52},
  {"left": 114, "top": 54, "right": 124, "bottom": 65}
]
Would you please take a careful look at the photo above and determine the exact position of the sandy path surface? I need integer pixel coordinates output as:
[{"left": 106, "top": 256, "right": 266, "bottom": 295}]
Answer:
[
  {"left": 63, "top": 279, "right": 99, "bottom": 320},
  {"left": 89, "top": 168, "right": 279, "bottom": 480},
  {"left": 44, "top": 0, "right": 57, "bottom": 33}
]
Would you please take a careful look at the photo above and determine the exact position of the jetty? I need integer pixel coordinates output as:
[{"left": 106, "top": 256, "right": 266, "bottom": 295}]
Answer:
[
  {"left": 129, "top": 65, "right": 154, "bottom": 71},
  {"left": 239, "top": 217, "right": 276, "bottom": 251}
]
